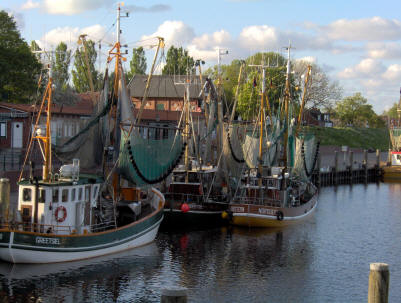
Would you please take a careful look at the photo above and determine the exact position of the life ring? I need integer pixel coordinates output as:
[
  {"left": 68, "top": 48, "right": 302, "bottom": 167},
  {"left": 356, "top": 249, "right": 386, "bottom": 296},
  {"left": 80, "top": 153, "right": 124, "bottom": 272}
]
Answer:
[
  {"left": 55, "top": 206, "right": 67, "bottom": 223},
  {"left": 276, "top": 210, "right": 284, "bottom": 221}
]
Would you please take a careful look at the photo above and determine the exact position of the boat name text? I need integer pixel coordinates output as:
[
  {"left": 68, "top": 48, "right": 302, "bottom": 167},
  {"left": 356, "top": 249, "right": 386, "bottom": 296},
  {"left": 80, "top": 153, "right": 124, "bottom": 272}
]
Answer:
[
  {"left": 36, "top": 237, "right": 60, "bottom": 245},
  {"left": 231, "top": 206, "right": 244, "bottom": 213},
  {"left": 258, "top": 208, "right": 276, "bottom": 216}
]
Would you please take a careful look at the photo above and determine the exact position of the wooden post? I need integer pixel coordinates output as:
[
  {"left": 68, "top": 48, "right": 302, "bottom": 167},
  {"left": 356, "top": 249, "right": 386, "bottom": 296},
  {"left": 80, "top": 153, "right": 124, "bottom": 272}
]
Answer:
[
  {"left": 0, "top": 178, "right": 10, "bottom": 223},
  {"left": 334, "top": 151, "right": 338, "bottom": 185},
  {"left": 349, "top": 151, "right": 353, "bottom": 184},
  {"left": 376, "top": 150, "right": 380, "bottom": 168},
  {"left": 368, "top": 263, "right": 389, "bottom": 303},
  {"left": 364, "top": 150, "right": 368, "bottom": 183},
  {"left": 387, "top": 148, "right": 391, "bottom": 166},
  {"left": 161, "top": 288, "right": 187, "bottom": 303},
  {"left": 317, "top": 153, "right": 321, "bottom": 187}
]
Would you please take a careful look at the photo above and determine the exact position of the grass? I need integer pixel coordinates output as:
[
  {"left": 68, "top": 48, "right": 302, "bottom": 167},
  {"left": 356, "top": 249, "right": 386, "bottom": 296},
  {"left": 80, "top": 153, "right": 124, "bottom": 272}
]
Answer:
[{"left": 302, "top": 126, "right": 390, "bottom": 151}]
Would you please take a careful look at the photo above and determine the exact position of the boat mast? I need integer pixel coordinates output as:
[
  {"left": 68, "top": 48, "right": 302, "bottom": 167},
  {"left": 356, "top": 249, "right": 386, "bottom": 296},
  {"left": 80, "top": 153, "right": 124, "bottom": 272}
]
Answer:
[
  {"left": 296, "top": 65, "right": 312, "bottom": 135},
  {"left": 282, "top": 43, "right": 292, "bottom": 170},
  {"left": 249, "top": 61, "right": 272, "bottom": 184}
]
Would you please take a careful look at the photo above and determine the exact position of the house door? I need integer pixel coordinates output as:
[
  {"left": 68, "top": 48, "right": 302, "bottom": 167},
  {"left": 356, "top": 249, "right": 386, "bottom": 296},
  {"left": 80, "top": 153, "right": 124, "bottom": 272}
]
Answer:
[{"left": 12, "top": 122, "right": 23, "bottom": 148}]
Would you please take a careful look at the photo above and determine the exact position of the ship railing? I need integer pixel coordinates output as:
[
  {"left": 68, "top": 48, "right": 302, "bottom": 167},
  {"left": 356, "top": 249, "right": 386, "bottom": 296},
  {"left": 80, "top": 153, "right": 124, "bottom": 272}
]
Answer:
[
  {"left": 1, "top": 221, "right": 73, "bottom": 234},
  {"left": 90, "top": 220, "right": 116, "bottom": 232},
  {"left": 233, "top": 196, "right": 283, "bottom": 208}
]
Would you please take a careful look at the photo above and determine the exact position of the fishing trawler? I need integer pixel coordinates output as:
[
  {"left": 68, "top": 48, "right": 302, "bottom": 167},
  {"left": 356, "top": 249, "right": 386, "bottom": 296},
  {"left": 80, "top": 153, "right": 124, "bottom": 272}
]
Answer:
[
  {"left": 0, "top": 6, "right": 170, "bottom": 263},
  {"left": 226, "top": 48, "right": 318, "bottom": 227},
  {"left": 383, "top": 94, "right": 401, "bottom": 180},
  {"left": 162, "top": 77, "right": 229, "bottom": 229}
]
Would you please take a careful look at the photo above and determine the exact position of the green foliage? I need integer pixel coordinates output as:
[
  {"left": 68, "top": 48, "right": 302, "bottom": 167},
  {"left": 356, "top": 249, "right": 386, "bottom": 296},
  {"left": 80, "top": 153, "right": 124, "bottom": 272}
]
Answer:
[
  {"left": 52, "top": 42, "right": 71, "bottom": 91},
  {"left": 162, "top": 46, "right": 194, "bottom": 75},
  {"left": 305, "top": 126, "right": 389, "bottom": 150},
  {"left": 335, "top": 93, "right": 384, "bottom": 128},
  {"left": 72, "top": 40, "right": 101, "bottom": 93},
  {"left": 205, "top": 52, "right": 300, "bottom": 120},
  {"left": 127, "top": 47, "right": 146, "bottom": 81},
  {"left": 0, "top": 10, "right": 41, "bottom": 103},
  {"left": 237, "top": 70, "right": 259, "bottom": 120},
  {"left": 382, "top": 102, "right": 399, "bottom": 119}
]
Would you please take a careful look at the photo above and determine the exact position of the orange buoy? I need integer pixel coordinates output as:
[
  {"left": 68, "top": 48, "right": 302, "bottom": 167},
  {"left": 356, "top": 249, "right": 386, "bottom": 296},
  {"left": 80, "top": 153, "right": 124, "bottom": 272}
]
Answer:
[{"left": 181, "top": 203, "right": 189, "bottom": 213}]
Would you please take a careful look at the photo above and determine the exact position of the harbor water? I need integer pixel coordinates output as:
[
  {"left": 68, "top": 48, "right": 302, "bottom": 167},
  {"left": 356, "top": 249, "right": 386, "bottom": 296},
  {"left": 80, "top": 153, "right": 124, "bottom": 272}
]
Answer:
[{"left": 1, "top": 182, "right": 401, "bottom": 302}]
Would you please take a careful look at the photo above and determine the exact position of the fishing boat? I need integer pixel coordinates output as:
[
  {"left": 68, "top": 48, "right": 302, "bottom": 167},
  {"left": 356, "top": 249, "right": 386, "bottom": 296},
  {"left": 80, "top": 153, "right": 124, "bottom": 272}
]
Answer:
[
  {"left": 162, "top": 77, "right": 229, "bottom": 229},
  {"left": 0, "top": 6, "right": 175, "bottom": 263},
  {"left": 226, "top": 48, "right": 318, "bottom": 227},
  {"left": 382, "top": 95, "right": 401, "bottom": 179}
]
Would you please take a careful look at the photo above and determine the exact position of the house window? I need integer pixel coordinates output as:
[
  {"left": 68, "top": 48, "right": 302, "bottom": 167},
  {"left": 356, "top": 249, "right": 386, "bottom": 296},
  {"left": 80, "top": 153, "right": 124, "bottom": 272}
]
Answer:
[
  {"left": 39, "top": 189, "right": 46, "bottom": 203},
  {"left": 23, "top": 188, "right": 32, "bottom": 202},
  {"left": 0, "top": 122, "right": 6, "bottom": 137}
]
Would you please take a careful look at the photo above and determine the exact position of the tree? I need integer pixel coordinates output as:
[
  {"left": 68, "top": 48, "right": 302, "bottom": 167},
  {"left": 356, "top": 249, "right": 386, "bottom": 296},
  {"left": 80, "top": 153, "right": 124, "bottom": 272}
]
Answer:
[
  {"left": 382, "top": 102, "right": 399, "bottom": 120},
  {"left": 127, "top": 46, "right": 146, "bottom": 81},
  {"left": 72, "top": 39, "right": 101, "bottom": 93},
  {"left": 335, "top": 93, "right": 384, "bottom": 127},
  {"left": 0, "top": 10, "right": 41, "bottom": 103},
  {"left": 293, "top": 60, "right": 342, "bottom": 111},
  {"left": 162, "top": 46, "right": 194, "bottom": 75},
  {"left": 52, "top": 42, "right": 71, "bottom": 91}
]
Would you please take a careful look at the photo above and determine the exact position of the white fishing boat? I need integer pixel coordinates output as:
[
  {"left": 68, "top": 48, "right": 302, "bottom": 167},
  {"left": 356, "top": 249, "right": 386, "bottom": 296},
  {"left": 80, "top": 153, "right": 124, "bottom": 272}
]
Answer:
[{"left": 0, "top": 5, "right": 171, "bottom": 263}]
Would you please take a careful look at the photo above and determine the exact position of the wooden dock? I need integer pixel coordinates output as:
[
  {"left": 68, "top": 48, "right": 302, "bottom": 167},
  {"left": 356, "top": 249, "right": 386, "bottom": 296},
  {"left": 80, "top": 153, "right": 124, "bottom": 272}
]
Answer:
[{"left": 311, "top": 149, "right": 383, "bottom": 187}]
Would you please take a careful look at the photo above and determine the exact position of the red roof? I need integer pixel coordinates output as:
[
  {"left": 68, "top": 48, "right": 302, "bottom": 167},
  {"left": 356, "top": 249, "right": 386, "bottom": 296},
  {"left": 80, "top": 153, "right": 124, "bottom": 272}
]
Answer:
[{"left": 0, "top": 93, "right": 97, "bottom": 116}]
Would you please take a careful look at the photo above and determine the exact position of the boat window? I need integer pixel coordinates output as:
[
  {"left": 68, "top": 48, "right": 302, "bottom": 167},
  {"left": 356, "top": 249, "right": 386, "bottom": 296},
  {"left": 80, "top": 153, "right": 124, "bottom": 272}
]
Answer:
[
  {"left": 93, "top": 185, "right": 98, "bottom": 199},
  {"left": 62, "top": 189, "right": 68, "bottom": 202},
  {"left": 53, "top": 189, "right": 59, "bottom": 203},
  {"left": 71, "top": 188, "right": 76, "bottom": 202},
  {"left": 85, "top": 186, "right": 90, "bottom": 201},
  {"left": 78, "top": 187, "right": 83, "bottom": 201},
  {"left": 22, "top": 188, "right": 32, "bottom": 202},
  {"left": 39, "top": 189, "right": 46, "bottom": 203},
  {"left": 22, "top": 208, "right": 30, "bottom": 217}
]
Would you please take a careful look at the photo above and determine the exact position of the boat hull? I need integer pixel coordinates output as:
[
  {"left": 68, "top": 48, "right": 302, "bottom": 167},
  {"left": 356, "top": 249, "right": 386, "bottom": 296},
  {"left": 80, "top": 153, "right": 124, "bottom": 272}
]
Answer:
[
  {"left": 161, "top": 198, "right": 228, "bottom": 229},
  {"left": 230, "top": 192, "right": 318, "bottom": 228},
  {"left": 382, "top": 166, "right": 401, "bottom": 180},
  {"left": 161, "top": 208, "right": 227, "bottom": 229},
  {"left": 0, "top": 190, "right": 165, "bottom": 264}
]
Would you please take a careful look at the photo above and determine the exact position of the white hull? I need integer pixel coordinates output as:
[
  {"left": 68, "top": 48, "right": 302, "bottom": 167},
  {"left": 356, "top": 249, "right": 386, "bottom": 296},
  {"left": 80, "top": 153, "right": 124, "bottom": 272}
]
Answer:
[{"left": 0, "top": 217, "right": 162, "bottom": 264}]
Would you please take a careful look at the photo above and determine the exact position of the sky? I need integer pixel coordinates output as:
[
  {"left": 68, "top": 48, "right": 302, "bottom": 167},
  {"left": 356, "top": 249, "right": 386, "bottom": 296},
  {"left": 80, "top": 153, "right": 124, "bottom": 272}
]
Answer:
[{"left": 2, "top": 0, "right": 401, "bottom": 113}]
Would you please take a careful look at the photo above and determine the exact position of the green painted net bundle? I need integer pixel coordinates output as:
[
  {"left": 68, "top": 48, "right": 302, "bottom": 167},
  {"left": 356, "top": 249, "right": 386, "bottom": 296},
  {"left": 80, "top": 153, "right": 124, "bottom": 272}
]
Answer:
[
  {"left": 118, "top": 129, "right": 185, "bottom": 186},
  {"left": 292, "top": 133, "right": 319, "bottom": 181}
]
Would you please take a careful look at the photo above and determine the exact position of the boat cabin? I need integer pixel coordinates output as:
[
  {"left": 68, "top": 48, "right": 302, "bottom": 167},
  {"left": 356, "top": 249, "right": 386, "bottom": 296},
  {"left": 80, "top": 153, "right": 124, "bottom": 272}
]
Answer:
[
  {"left": 17, "top": 161, "right": 103, "bottom": 235},
  {"left": 390, "top": 151, "right": 401, "bottom": 166}
]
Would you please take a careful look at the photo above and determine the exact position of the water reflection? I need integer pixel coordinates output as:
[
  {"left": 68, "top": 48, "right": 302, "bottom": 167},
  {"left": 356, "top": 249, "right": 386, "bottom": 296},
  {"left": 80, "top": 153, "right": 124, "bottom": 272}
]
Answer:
[
  {"left": 0, "top": 243, "right": 162, "bottom": 303},
  {"left": 1, "top": 184, "right": 401, "bottom": 302}
]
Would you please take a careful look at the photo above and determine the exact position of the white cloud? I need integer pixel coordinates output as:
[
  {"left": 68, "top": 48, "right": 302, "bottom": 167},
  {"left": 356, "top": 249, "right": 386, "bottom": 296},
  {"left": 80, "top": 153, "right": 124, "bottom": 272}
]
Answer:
[
  {"left": 367, "top": 42, "right": 401, "bottom": 59},
  {"left": 296, "top": 56, "right": 316, "bottom": 64},
  {"left": 238, "top": 25, "right": 279, "bottom": 50},
  {"left": 382, "top": 64, "right": 401, "bottom": 81},
  {"left": 140, "top": 21, "right": 195, "bottom": 47},
  {"left": 338, "top": 59, "right": 386, "bottom": 79},
  {"left": 321, "top": 17, "right": 401, "bottom": 41},
  {"left": 42, "top": 0, "right": 113, "bottom": 15},
  {"left": 6, "top": 10, "right": 25, "bottom": 29},
  {"left": 38, "top": 24, "right": 111, "bottom": 49},
  {"left": 21, "top": 0, "right": 40, "bottom": 10}
]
